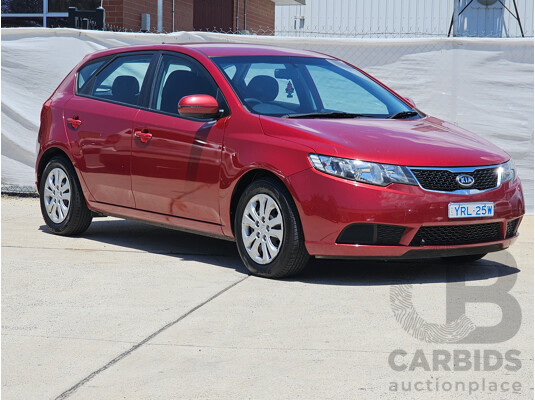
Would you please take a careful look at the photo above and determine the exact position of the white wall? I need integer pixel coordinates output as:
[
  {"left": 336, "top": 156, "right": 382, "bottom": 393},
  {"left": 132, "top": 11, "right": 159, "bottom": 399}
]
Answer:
[
  {"left": 2, "top": 29, "right": 533, "bottom": 212},
  {"left": 275, "top": 0, "right": 534, "bottom": 37}
]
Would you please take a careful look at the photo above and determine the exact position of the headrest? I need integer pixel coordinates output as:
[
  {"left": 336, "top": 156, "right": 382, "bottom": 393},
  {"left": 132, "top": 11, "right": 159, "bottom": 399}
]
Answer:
[{"left": 247, "top": 75, "right": 279, "bottom": 102}]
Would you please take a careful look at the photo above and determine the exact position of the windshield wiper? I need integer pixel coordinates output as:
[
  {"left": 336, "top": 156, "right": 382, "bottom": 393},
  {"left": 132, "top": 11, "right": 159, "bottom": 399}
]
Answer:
[
  {"left": 387, "top": 110, "right": 419, "bottom": 119},
  {"left": 282, "top": 112, "right": 377, "bottom": 119}
]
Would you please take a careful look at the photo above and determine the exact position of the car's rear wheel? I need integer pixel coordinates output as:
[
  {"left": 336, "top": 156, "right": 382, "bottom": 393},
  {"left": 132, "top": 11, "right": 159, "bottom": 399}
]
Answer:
[
  {"left": 235, "top": 178, "right": 309, "bottom": 278},
  {"left": 442, "top": 253, "right": 487, "bottom": 264},
  {"left": 39, "top": 156, "right": 92, "bottom": 235}
]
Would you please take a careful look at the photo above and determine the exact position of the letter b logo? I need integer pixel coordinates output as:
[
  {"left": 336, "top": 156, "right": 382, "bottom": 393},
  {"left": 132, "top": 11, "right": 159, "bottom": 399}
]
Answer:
[{"left": 390, "top": 253, "right": 521, "bottom": 344}]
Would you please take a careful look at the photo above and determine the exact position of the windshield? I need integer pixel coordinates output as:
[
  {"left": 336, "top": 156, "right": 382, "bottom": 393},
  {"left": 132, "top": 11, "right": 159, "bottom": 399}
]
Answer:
[{"left": 212, "top": 56, "right": 417, "bottom": 119}]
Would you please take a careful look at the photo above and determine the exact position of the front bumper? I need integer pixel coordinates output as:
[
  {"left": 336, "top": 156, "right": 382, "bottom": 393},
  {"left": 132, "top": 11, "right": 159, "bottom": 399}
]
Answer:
[{"left": 288, "top": 167, "right": 525, "bottom": 258}]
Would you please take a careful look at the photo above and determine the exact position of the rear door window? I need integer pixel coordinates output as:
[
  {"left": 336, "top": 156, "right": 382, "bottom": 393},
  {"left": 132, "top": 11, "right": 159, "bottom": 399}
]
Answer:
[{"left": 89, "top": 54, "right": 153, "bottom": 106}]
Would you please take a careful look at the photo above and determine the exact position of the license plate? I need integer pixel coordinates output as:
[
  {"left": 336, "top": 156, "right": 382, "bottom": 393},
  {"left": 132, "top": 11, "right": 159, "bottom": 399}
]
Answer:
[{"left": 448, "top": 202, "right": 494, "bottom": 218}]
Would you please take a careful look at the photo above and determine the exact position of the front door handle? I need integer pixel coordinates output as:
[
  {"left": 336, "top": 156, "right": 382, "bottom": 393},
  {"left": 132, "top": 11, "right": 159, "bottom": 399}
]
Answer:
[
  {"left": 67, "top": 117, "right": 82, "bottom": 128},
  {"left": 134, "top": 130, "right": 153, "bottom": 143}
]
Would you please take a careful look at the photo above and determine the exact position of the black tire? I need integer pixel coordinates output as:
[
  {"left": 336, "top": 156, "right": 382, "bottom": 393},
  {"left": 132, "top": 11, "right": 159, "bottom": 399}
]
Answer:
[
  {"left": 442, "top": 253, "right": 487, "bottom": 264},
  {"left": 39, "top": 156, "right": 92, "bottom": 236},
  {"left": 234, "top": 178, "right": 309, "bottom": 278}
]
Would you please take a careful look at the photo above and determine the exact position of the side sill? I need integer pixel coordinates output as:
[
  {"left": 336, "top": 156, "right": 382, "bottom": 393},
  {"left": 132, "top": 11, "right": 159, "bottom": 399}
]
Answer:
[{"left": 87, "top": 200, "right": 235, "bottom": 242}]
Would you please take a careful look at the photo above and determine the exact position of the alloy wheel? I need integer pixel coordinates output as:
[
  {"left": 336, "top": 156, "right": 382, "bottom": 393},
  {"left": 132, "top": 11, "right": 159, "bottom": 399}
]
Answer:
[
  {"left": 241, "top": 193, "right": 284, "bottom": 264},
  {"left": 43, "top": 167, "right": 71, "bottom": 223}
]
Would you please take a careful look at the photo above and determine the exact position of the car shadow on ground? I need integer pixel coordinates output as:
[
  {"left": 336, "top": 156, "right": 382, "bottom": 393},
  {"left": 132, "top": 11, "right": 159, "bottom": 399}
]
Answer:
[
  {"left": 39, "top": 218, "right": 249, "bottom": 273},
  {"left": 296, "top": 255, "right": 519, "bottom": 286},
  {"left": 40, "top": 218, "right": 520, "bottom": 286}
]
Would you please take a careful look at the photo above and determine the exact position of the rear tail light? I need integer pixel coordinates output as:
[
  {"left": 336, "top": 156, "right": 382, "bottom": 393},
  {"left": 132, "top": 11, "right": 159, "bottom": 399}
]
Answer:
[
  {"left": 37, "top": 98, "right": 53, "bottom": 151},
  {"left": 41, "top": 98, "right": 52, "bottom": 119}
]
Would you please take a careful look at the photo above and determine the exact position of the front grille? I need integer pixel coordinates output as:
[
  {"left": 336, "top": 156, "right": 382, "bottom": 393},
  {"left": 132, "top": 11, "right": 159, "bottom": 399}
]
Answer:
[
  {"left": 506, "top": 218, "right": 521, "bottom": 238},
  {"left": 410, "top": 223, "right": 501, "bottom": 246},
  {"left": 410, "top": 168, "right": 498, "bottom": 192},
  {"left": 337, "top": 223, "right": 406, "bottom": 245}
]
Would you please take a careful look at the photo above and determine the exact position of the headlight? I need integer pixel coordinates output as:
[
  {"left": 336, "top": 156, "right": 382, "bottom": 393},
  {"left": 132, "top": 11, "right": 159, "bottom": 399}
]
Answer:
[
  {"left": 499, "top": 159, "right": 517, "bottom": 183},
  {"left": 308, "top": 154, "right": 418, "bottom": 187}
]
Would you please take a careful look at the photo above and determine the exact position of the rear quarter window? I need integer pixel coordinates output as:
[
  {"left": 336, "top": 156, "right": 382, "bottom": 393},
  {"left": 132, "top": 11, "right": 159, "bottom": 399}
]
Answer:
[
  {"left": 76, "top": 53, "right": 153, "bottom": 107},
  {"left": 76, "top": 59, "right": 107, "bottom": 94}
]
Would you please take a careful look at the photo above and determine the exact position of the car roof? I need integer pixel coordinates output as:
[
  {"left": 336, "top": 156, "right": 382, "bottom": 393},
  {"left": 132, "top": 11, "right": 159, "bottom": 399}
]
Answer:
[
  {"left": 83, "top": 43, "right": 328, "bottom": 62},
  {"left": 180, "top": 43, "right": 326, "bottom": 58}
]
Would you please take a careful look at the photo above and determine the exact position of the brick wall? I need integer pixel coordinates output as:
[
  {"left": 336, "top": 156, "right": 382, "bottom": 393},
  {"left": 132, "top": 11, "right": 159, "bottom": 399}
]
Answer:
[
  {"left": 103, "top": 0, "right": 124, "bottom": 27},
  {"left": 103, "top": 0, "right": 272, "bottom": 33},
  {"left": 103, "top": 0, "right": 193, "bottom": 32},
  {"left": 175, "top": 0, "right": 194, "bottom": 31},
  {"left": 193, "top": 0, "right": 234, "bottom": 31},
  {"left": 237, "top": 0, "right": 274, "bottom": 33}
]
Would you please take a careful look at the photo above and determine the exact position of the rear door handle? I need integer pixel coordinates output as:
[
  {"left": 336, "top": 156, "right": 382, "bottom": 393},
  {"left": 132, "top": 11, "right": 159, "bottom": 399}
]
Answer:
[
  {"left": 67, "top": 117, "right": 82, "bottom": 128},
  {"left": 134, "top": 130, "right": 153, "bottom": 143}
]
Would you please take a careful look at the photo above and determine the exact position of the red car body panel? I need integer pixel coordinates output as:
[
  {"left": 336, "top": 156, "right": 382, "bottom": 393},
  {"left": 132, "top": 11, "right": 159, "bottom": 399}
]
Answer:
[
  {"left": 259, "top": 115, "right": 510, "bottom": 167},
  {"left": 288, "top": 167, "right": 524, "bottom": 256},
  {"left": 35, "top": 43, "right": 525, "bottom": 258},
  {"left": 218, "top": 112, "right": 314, "bottom": 237},
  {"left": 63, "top": 95, "right": 138, "bottom": 207},
  {"left": 131, "top": 109, "right": 225, "bottom": 223}
]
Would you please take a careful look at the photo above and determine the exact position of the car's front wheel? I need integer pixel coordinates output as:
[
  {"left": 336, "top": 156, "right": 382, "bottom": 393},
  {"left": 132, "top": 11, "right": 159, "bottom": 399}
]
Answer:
[
  {"left": 39, "top": 156, "right": 92, "bottom": 235},
  {"left": 235, "top": 178, "right": 309, "bottom": 278}
]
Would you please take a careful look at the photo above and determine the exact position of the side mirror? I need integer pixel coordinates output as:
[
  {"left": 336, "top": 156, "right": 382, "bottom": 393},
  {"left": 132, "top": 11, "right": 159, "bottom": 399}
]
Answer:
[
  {"left": 404, "top": 97, "right": 416, "bottom": 108},
  {"left": 178, "top": 94, "right": 221, "bottom": 119}
]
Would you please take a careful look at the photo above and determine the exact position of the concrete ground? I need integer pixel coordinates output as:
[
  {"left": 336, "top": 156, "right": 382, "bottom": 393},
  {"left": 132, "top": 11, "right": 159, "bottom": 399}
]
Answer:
[{"left": 2, "top": 196, "right": 533, "bottom": 400}]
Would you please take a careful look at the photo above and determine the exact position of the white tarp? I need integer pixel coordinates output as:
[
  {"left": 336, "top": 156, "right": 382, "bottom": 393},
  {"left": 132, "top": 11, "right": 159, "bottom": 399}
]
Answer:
[{"left": 2, "top": 28, "right": 533, "bottom": 211}]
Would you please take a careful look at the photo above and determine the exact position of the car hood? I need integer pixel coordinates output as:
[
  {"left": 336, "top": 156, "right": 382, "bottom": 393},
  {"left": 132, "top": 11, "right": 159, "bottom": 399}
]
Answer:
[{"left": 259, "top": 115, "right": 509, "bottom": 167}]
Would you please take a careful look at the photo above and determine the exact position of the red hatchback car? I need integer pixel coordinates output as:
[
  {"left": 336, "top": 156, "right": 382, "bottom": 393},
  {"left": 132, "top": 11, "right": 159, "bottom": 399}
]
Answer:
[{"left": 36, "top": 43, "right": 524, "bottom": 278}]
